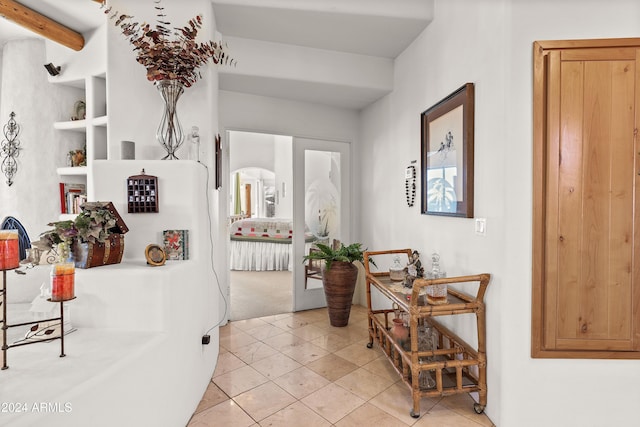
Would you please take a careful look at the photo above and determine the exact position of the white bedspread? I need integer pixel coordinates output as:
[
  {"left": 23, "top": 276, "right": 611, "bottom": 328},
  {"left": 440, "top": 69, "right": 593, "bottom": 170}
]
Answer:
[{"left": 230, "top": 240, "right": 314, "bottom": 271}]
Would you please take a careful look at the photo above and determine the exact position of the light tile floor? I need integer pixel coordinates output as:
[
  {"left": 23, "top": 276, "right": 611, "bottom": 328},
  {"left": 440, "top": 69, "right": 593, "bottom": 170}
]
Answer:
[{"left": 187, "top": 305, "right": 496, "bottom": 427}]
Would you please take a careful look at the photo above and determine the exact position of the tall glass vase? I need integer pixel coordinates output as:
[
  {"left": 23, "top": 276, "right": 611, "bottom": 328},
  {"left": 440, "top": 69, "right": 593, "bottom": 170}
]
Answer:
[{"left": 155, "top": 80, "right": 185, "bottom": 160}]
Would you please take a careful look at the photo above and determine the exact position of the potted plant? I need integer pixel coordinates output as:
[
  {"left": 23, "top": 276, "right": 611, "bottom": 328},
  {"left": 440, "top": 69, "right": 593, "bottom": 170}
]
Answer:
[
  {"left": 33, "top": 202, "right": 128, "bottom": 268},
  {"left": 304, "top": 242, "right": 374, "bottom": 327}
]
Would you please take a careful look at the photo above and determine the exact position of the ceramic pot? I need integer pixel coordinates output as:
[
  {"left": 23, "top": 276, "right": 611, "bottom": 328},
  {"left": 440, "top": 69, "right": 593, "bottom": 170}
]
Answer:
[{"left": 391, "top": 317, "right": 409, "bottom": 345}]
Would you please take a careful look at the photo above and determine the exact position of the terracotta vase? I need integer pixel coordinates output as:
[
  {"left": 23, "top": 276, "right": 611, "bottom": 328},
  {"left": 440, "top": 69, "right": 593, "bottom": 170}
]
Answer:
[
  {"left": 321, "top": 261, "right": 359, "bottom": 327},
  {"left": 391, "top": 318, "right": 409, "bottom": 345}
]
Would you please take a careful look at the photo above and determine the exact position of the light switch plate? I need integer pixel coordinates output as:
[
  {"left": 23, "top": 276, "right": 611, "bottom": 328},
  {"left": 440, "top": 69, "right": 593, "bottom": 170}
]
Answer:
[{"left": 475, "top": 218, "right": 486, "bottom": 235}]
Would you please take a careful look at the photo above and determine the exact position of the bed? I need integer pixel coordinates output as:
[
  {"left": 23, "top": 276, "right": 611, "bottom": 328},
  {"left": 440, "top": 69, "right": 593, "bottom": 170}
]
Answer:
[{"left": 229, "top": 217, "right": 316, "bottom": 271}]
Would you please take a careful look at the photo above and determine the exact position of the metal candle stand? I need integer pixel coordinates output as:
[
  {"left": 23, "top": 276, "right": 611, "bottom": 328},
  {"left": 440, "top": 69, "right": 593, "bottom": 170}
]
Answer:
[{"left": 1, "top": 268, "right": 75, "bottom": 370}]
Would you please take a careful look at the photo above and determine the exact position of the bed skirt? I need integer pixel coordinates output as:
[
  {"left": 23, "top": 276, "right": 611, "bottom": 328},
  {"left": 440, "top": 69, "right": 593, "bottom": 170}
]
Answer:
[{"left": 230, "top": 240, "right": 315, "bottom": 271}]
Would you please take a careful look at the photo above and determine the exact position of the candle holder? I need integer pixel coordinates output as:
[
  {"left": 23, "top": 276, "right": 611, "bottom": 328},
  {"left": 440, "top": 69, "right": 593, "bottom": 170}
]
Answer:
[
  {"left": 50, "top": 262, "right": 75, "bottom": 302},
  {"left": 0, "top": 229, "right": 19, "bottom": 270},
  {"left": 1, "top": 257, "right": 75, "bottom": 370}
]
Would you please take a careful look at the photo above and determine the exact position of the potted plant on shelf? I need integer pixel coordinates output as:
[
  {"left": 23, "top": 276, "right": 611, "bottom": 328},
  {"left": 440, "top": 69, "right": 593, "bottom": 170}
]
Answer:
[
  {"left": 304, "top": 242, "right": 375, "bottom": 327},
  {"left": 33, "top": 202, "right": 129, "bottom": 268}
]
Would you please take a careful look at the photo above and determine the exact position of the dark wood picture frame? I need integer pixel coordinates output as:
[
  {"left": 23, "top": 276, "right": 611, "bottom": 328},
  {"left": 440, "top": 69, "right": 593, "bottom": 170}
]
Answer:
[
  {"left": 215, "top": 133, "right": 222, "bottom": 189},
  {"left": 420, "top": 83, "right": 475, "bottom": 218},
  {"left": 127, "top": 171, "right": 159, "bottom": 213}
]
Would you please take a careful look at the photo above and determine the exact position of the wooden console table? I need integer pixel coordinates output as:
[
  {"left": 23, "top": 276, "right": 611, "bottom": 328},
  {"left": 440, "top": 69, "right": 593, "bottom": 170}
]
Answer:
[{"left": 363, "top": 249, "right": 490, "bottom": 418}]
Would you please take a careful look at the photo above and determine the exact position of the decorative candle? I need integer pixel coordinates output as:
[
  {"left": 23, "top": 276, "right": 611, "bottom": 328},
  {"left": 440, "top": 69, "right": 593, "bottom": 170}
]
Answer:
[
  {"left": 0, "top": 229, "right": 19, "bottom": 270},
  {"left": 50, "top": 262, "right": 75, "bottom": 301}
]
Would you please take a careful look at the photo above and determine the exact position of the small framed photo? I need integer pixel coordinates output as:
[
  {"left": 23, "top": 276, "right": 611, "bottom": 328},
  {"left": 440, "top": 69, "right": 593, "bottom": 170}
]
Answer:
[
  {"left": 145, "top": 244, "right": 166, "bottom": 266},
  {"left": 420, "top": 83, "right": 475, "bottom": 218}
]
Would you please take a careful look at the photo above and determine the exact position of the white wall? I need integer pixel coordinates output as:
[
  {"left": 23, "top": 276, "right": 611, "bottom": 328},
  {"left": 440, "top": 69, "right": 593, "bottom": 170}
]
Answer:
[
  {"left": 99, "top": 1, "right": 223, "bottom": 423},
  {"left": 0, "top": 39, "right": 82, "bottom": 240},
  {"left": 360, "top": 0, "right": 640, "bottom": 426},
  {"left": 503, "top": 1, "right": 640, "bottom": 426},
  {"left": 228, "top": 131, "right": 294, "bottom": 218},
  {"left": 274, "top": 135, "right": 293, "bottom": 218},
  {"left": 229, "top": 131, "right": 275, "bottom": 172}
]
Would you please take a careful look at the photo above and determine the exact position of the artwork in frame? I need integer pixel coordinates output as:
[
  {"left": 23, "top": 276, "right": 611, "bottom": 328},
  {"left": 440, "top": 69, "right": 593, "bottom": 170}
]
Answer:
[
  {"left": 420, "top": 83, "right": 475, "bottom": 218},
  {"left": 163, "top": 229, "right": 189, "bottom": 260},
  {"left": 215, "top": 133, "right": 222, "bottom": 189}
]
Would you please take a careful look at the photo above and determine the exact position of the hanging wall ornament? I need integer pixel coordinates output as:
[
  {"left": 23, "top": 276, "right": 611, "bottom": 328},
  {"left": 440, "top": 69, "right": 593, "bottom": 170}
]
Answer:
[
  {"left": 405, "top": 165, "right": 416, "bottom": 207},
  {"left": 1, "top": 112, "right": 21, "bottom": 186}
]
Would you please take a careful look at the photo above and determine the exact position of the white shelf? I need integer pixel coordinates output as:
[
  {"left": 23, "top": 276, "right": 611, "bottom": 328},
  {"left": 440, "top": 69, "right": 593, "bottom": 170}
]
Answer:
[
  {"left": 56, "top": 166, "right": 88, "bottom": 176},
  {"left": 93, "top": 115, "right": 108, "bottom": 126},
  {"left": 54, "top": 119, "right": 87, "bottom": 131},
  {"left": 51, "top": 71, "right": 107, "bottom": 203}
]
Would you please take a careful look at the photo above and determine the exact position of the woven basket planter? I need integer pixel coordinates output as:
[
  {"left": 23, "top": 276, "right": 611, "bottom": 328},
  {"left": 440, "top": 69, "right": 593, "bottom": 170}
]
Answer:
[{"left": 322, "top": 261, "right": 359, "bottom": 327}]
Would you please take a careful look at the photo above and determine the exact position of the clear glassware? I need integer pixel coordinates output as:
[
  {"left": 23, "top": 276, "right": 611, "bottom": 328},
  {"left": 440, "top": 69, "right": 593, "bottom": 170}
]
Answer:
[
  {"left": 426, "top": 253, "right": 448, "bottom": 305},
  {"left": 418, "top": 322, "right": 437, "bottom": 389},
  {"left": 389, "top": 255, "right": 405, "bottom": 281}
]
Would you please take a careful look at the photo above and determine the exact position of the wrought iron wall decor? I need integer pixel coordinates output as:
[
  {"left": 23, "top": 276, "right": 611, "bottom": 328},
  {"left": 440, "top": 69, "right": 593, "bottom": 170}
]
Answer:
[{"left": 1, "top": 112, "right": 21, "bottom": 186}]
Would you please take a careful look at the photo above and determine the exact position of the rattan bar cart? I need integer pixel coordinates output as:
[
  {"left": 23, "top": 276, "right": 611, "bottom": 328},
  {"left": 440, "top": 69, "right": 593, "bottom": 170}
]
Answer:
[{"left": 363, "top": 249, "right": 490, "bottom": 418}]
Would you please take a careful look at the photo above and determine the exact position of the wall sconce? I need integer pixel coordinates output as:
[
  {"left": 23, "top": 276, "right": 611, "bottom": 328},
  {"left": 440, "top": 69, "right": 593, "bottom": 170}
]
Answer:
[
  {"left": 1, "top": 112, "right": 21, "bottom": 186},
  {"left": 44, "top": 63, "right": 61, "bottom": 76}
]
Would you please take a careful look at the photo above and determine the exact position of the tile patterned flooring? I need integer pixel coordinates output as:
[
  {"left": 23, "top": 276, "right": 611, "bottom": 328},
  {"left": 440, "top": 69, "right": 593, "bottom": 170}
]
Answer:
[{"left": 187, "top": 305, "right": 496, "bottom": 427}]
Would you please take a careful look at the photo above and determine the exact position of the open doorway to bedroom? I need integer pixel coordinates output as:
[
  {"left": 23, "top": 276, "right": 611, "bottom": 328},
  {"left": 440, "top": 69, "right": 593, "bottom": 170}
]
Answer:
[
  {"left": 228, "top": 131, "right": 295, "bottom": 320},
  {"left": 227, "top": 131, "right": 348, "bottom": 320}
]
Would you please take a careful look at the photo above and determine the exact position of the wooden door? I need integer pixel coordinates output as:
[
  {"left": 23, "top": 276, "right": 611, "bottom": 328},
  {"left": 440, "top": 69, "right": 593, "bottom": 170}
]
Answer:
[{"left": 533, "top": 39, "right": 640, "bottom": 358}]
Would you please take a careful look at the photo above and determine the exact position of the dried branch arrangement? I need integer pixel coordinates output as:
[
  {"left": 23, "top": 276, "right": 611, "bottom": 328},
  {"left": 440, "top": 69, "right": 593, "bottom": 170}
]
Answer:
[{"left": 103, "top": 0, "right": 235, "bottom": 87}]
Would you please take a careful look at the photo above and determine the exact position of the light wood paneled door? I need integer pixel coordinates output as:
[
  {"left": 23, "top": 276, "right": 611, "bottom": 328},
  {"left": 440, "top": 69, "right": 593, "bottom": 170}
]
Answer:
[{"left": 533, "top": 38, "right": 640, "bottom": 358}]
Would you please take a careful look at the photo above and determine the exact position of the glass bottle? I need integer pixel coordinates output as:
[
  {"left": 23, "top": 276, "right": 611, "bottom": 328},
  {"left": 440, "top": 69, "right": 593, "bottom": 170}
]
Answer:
[
  {"left": 418, "top": 319, "right": 437, "bottom": 389},
  {"left": 389, "top": 255, "right": 405, "bottom": 281},
  {"left": 426, "top": 253, "right": 448, "bottom": 305}
]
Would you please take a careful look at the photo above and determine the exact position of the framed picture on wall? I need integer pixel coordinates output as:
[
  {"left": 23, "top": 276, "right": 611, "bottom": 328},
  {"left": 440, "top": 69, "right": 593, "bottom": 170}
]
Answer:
[
  {"left": 420, "top": 83, "right": 475, "bottom": 218},
  {"left": 215, "top": 133, "right": 222, "bottom": 189}
]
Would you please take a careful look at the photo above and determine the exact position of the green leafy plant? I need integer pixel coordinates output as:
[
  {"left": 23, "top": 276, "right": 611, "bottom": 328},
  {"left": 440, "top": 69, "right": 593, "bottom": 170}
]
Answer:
[
  {"left": 103, "top": 0, "right": 235, "bottom": 87},
  {"left": 303, "top": 242, "right": 376, "bottom": 270},
  {"left": 34, "top": 203, "right": 121, "bottom": 251}
]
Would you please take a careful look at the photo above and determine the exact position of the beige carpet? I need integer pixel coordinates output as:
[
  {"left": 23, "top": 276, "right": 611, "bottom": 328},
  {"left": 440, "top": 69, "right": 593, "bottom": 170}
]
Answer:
[{"left": 230, "top": 270, "right": 292, "bottom": 320}]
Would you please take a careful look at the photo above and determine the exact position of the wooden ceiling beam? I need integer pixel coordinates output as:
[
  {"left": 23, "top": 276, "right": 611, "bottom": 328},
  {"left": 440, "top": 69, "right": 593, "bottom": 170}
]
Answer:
[{"left": 0, "top": 0, "right": 85, "bottom": 51}]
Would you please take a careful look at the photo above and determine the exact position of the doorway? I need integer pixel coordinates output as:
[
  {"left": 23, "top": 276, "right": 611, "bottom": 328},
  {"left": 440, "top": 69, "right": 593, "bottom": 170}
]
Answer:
[
  {"left": 227, "top": 131, "right": 350, "bottom": 320},
  {"left": 228, "top": 131, "right": 293, "bottom": 320}
]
